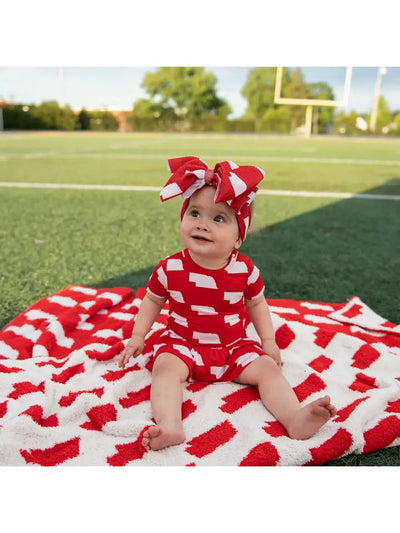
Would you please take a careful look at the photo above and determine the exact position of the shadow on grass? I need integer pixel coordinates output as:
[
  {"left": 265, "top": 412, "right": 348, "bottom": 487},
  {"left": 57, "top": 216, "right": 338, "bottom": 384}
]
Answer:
[
  {"left": 95, "top": 179, "right": 400, "bottom": 466},
  {"left": 97, "top": 179, "right": 400, "bottom": 323}
]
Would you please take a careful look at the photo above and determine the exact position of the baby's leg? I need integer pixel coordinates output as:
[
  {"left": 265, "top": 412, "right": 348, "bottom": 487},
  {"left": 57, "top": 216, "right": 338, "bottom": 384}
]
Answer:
[
  {"left": 142, "top": 353, "right": 189, "bottom": 451},
  {"left": 236, "top": 356, "right": 336, "bottom": 440}
]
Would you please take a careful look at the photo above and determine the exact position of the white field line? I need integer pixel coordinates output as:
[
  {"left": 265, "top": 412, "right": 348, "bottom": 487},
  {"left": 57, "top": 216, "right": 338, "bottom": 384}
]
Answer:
[
  {"left": 0, "top": 152, "right": 400, "bottom": 166},
  {"left": 1, "top": 181, "right": 399, "bottom": 201},
  {"left": 0, "top": 182, "right": 160, "bottom": 192}
]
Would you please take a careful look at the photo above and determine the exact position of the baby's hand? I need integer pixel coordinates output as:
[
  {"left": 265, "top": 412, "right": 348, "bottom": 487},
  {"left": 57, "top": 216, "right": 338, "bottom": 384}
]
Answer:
[
  {"left": 262, "top": 339, "right": 282, "bottom": 367},
  {"left": 118, "top": 334, "right": 145, "bottom": 368}
]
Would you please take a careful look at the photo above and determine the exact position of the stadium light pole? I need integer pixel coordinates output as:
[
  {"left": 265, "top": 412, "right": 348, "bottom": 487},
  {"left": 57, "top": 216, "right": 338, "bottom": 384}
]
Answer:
[{"left": 369, "top": 67, "right": 387, "bottom": 133}]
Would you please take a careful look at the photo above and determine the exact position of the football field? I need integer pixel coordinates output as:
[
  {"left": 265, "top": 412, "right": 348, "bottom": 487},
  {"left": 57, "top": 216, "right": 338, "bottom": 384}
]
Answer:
[{"left": 1, "top": 131, "right": 399, "bottom": 465}]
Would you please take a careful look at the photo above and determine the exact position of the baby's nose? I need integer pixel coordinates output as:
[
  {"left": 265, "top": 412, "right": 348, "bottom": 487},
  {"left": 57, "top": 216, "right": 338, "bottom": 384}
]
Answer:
[{"left": 196, "top": 219, "right": 209, "bottom": 230}]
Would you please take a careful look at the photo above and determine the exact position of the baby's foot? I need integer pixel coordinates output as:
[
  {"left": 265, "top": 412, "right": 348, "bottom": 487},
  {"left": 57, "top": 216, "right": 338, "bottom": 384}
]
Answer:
[
  {"left": 142, "top": 424, "right": 185, "bottom": 451},
  {"left": 287, "top": 396, "right": 337, "bottom": 440}
]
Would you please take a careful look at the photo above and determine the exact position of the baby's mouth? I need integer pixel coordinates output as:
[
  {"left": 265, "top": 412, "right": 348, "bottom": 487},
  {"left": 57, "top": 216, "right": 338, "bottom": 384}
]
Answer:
[{"left": 192, "top": 235, "right": 212, "bottom": 242}]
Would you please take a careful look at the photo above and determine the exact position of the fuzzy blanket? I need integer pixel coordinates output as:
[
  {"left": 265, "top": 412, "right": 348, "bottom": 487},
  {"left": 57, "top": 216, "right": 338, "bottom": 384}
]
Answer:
[{"left": 0, "top": 285, "right": 399, "bottom": 466}]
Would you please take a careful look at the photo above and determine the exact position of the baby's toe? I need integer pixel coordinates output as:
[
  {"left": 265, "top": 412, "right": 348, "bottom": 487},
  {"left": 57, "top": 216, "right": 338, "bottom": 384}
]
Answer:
[{"left": 328, "top": 404, "right": 337, "bottom": 417}]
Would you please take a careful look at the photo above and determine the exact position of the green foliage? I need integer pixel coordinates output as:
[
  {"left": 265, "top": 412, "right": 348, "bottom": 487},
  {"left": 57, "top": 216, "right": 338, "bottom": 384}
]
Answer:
[
  {"left": 190, "top": 112, "right": 229, "bottom": 132},
  {"left": 30, "top": 101, "right": 78, "bottom": 130},
  {"left": 2, "top": 104, "right": 39, "bottom": 129},
  {"left": 308, "top": 82, "right": 335, "bottom": 133},
  {"left": 333, "top": 97, "right": 394, "bottom": 135},
  {"left": 376, "top": 95, "right": 392, "bottom": 131},
  {"left": 2, "top": 102, "right": 119, "bottom": 131},
  {"left": 130, "top": 67, "right": 231, "bottom": 131},
  {"left": 284, "top": 68, "right": 310, "bottom": 100},
  {"left": 78, "top": 108, "right": 90, "bottom": 130},
  {"left": 283, "top": 68, "right": 309, "bottom": 132},
  {"left": 240, "top": 68, "right": 340, "bottom": 134},
  {"left": 241, "top": 67, "right": 283, "bottom": 121},
  {"left": 3, "top": 101, "right": 78, "bottom": 130},
  {"left": 258, "top": 107, "right": 291, "bottom": 133},
  {"left": 127, "top": 98, "right": 177, "bottom": 131},
  {"left": 332, "top": 110, "right": 359, "bottom": 135},
  {"left": 308, "top": 82, "right": 335, "bottom": 101},
  {"left": 394, "top": 113, "right": 400, "bottom": 132},
  {"left": 225, "top": 118, "right": 255, "bottom": 133},
  {"left": 88, "top": 110, "right": 119, "bottom": 131}
]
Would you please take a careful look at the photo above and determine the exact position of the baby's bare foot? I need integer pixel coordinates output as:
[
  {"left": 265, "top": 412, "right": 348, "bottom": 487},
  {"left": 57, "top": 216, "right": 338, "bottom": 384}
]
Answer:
[
  {"left": 142, "top": 424, "right": 185, "bottom": 451},
  {"left": 287, "top": 395, "right": 337, "bottom": 440}
]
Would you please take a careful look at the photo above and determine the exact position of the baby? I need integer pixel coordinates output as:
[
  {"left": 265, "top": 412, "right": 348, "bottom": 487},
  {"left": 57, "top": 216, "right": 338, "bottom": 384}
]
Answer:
[{"left": 119, "top": 156, "right": 336, "bottom": 451}]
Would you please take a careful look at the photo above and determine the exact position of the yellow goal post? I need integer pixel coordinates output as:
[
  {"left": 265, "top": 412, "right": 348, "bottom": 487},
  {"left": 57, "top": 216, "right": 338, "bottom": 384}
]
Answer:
[{"left": 274, "top": 67, "right": 353, "bottom": 137}]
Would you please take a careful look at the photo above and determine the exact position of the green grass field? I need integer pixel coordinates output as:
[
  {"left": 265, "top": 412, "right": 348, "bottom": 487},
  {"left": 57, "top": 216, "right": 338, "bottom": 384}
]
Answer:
[{"left": 1, "top": 131, "right": 399, "bottom": 466}]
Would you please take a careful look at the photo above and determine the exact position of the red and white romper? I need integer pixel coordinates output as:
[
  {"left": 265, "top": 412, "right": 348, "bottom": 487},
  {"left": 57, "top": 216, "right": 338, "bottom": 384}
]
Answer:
[{"left": 144, "top": 249, "right": 267, "bottom": 382}]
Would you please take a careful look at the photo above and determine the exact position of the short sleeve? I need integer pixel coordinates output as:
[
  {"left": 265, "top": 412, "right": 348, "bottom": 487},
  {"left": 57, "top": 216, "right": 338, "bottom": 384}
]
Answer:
[
  {"left": 244, "top": 264, "right": 265, "bottom": 301},
  {"left": 146, "top": 260, "right": 168, "bottom": 299}
]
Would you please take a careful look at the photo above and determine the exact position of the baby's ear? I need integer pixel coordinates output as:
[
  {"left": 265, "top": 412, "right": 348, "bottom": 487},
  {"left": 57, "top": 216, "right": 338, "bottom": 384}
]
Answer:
[{"left": 234, "top": 236, "right": 243, "bottom": 249}]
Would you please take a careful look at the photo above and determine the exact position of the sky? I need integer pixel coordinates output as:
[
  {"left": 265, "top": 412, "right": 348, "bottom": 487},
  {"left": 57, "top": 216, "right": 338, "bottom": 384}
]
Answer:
[
  {"left": 2, "top": 1, "right": 399, "bottom": 120},
  {"left": 1, "top": 66, "right": 399, "bottom": 118}
]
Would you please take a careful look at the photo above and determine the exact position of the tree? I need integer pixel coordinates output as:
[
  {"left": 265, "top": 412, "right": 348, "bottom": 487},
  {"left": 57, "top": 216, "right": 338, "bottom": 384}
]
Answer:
[
  {"left": 78, "top": 108, "right": 90, "bottom": 130},
  {"left": 307, "top": 82, "right": 335, "bottom": 133},
  {"left": 241, "top": 67, "right": 276, "bottom": 120},
  {"left": 100, "top": 111, "right": 119, "bottom": 131},
  {"left": 241, "top": 67, "right": 291, "bottom": 126},
  {"left": 2, "top": 104, "right": 41, "bottom": 129},
  {"left": 128, "top": 97, "right": 176, "bottom": 131},
  {"left": 89, "top": 110, "right": 119, "bottom": 131},
  {"left": 29, "top": 101, "right": 77, "bottom": 130},
  {"left": 191, "top": 102, "right": 232, "bottom": 132},
  {"left": 259, "top": 107, "right": 291, "bottom": 133},
  {"left": 375, "top": 96, "right": 391, "bottom": 132},
  {"left": 332, "top": 111, "right": 359, "bottom": 135},
  {"left": 394, "top": 113, "right": 400, "bottom": 134},
  {"left": 137, "top": 67, "right": 230, "bottom": 130},
  {"left": 284, "top": 68, "right": 310, "bottom": 133},
  {"left": 240, "top": 68, "right": 336, "bottom": 134}
]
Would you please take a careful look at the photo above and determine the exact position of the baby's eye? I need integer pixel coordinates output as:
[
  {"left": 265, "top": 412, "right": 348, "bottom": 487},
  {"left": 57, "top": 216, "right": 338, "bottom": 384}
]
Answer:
[
  {"left": 214, "top": 214, "right": 225, "bottom": 223},
  {"left": 190, "top": 209, "right": 200, "bottom": 218}
]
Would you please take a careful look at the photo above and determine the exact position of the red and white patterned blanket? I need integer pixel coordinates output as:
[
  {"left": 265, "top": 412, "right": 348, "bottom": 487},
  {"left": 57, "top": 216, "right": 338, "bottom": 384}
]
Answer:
[{"left": 0, "top": 285, "right": 399, "bottom": 466}]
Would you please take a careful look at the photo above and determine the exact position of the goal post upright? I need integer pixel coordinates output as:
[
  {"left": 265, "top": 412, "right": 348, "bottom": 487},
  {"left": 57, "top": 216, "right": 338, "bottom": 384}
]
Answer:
[{"left": 274, "top": 66, "right": 353, "bottom": 138}]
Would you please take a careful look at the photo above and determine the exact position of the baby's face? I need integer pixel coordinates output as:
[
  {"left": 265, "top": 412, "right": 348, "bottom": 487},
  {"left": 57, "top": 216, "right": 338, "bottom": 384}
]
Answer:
[{"left": 180, "top": 185, "right": 242, "bottom": 268}]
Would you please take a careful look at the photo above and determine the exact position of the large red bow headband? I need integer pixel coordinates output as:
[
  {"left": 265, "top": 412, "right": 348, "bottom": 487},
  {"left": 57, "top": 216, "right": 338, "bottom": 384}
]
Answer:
[{"left": 160, "top": 156, "right": 265, "bottom": 241}]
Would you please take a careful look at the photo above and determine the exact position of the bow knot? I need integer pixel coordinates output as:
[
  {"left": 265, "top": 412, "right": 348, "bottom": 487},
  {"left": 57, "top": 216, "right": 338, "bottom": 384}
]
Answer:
[
  {"left": 161, "top": 156, "right": 264, "bottom": 210},
  {"left": 204, "top": 168, "right": 215, "bottom": 184}
]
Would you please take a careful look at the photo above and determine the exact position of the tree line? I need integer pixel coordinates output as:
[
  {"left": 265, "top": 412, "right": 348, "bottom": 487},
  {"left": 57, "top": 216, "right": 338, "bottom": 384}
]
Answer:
[
  {"left": 2, "top": 67, "right": 399, "bottom": 135},
  {"left": 2, "top": 101, "right": 118, "bottom": 131}
]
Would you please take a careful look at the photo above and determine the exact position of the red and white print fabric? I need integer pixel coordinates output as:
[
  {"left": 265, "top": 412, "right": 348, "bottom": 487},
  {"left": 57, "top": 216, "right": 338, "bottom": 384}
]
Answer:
[
  {"left": 0, "top": 286, "right": 399, "bottom": 466},
  {"left": 144, "top": 249, "right": 266, "bottom": 381},
  {"left": 146, "top": 249, "right": 264, "bottom": 346}
]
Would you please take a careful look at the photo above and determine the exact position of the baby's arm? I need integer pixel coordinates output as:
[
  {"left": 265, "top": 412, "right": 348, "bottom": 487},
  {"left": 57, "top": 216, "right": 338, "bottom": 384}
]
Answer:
[
  {"left": 245, "top": 295, "right": 282, "bottom": 366},
  {"left": 118, "top": 291, "right": 166, "bottom": 368}
]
